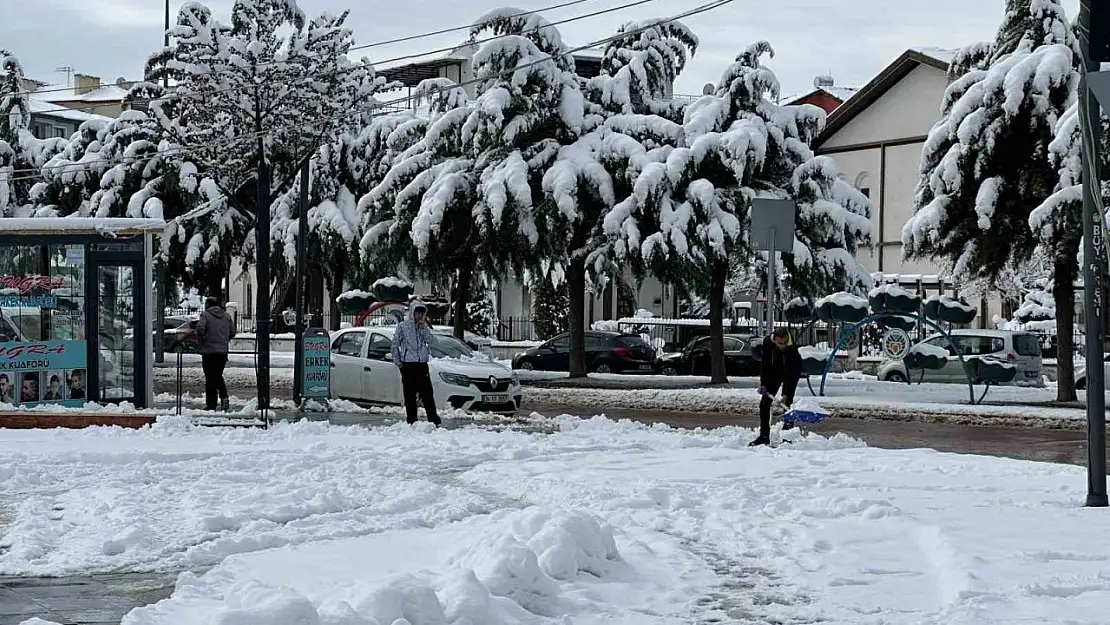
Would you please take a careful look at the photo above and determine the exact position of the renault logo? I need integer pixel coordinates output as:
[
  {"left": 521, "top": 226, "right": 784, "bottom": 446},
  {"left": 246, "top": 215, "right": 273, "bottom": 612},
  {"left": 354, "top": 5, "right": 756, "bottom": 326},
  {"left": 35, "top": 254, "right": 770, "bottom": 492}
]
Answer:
[{"left": 489, "top": 376, "right": 498, "bottom": 388}]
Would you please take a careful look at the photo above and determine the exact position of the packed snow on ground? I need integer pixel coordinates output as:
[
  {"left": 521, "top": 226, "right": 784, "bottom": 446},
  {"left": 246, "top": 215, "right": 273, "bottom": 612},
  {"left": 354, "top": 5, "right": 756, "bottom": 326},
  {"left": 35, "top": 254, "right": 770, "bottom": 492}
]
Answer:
[
  {"left": 1, "top": 418, "right": 1105, "bottom": 624},
  {"left": 518, "top": 375, "right": 1093, "bottom": 422}
]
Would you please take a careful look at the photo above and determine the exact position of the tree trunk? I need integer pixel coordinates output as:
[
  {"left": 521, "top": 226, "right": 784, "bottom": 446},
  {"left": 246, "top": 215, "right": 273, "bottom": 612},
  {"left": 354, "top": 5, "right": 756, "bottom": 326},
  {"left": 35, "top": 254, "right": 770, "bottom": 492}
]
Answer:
[
  {"left": 709, "top": 258, "right": 728, "bottom": 384},
  {"left": 452, "top": 260, "right": 472, "bottom": 340},
  {"left": 326, "top": 265, "right": 344, "bottom": 331},
  {"left": 567, "top": 256, "right": 588, "bottom": 378},
  {"left": 1054, "top": 255, "right": 1078, "bottom": 402}
]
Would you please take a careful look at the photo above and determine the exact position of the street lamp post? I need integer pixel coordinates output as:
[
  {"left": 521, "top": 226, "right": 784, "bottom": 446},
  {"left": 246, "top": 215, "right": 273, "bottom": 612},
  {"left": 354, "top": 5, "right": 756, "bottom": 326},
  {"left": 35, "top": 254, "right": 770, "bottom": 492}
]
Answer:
[
  {"left": 1078, "top": 0, "right": 1108, "bottom": 507},
  {"left": 155, "top": 0, "right": 171, "bottom": 365}
]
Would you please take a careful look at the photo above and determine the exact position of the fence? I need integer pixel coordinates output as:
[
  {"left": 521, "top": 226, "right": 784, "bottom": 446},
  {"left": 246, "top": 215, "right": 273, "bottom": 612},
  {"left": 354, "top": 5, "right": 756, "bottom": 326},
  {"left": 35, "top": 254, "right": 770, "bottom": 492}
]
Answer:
[{"left": 162, "top": 308, "right": 1085, "bottom": 358}]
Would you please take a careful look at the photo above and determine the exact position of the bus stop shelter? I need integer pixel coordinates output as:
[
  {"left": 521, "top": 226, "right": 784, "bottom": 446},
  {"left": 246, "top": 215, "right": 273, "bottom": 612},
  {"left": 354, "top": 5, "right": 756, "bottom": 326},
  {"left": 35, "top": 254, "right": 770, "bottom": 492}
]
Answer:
[{"left": 0, "top": 217, "right": 164, "bottom": 409}]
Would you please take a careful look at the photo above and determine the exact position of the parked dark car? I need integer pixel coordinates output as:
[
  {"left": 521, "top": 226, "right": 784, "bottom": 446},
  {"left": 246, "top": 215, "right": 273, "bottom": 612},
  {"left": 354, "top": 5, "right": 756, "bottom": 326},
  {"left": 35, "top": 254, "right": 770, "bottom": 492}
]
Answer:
[
  {"left": 656, "top": 334, "right": 760, "bottom": 377},
  {"left": 157, "top": 316, "right": 200, "bottom": 352},
  {"left": 511, "top": 331, "right": 657, "bottom": 374}
]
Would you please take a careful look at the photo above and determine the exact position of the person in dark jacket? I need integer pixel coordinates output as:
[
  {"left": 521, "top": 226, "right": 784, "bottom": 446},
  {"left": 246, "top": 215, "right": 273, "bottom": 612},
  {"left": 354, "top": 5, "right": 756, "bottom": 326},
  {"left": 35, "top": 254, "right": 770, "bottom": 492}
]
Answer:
[
  {"left": 391, "top": 299, "right": 441, "bottom": 426},
  {"left": 196, "top": 297, "right": 235, "bottom": 411},
  {"left": 750, "top": 327, "right": 803, "bottom": 446}
]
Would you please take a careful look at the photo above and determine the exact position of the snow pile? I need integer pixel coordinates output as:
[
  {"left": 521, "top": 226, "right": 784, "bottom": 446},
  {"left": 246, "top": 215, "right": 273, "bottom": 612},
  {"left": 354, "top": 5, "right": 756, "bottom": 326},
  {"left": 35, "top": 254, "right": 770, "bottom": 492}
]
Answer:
[
  {"left": 908, "top": 342, "right": 949, "bottom": 359},
  {"left": 868, "top": 283, "right": 916, "bottom": 299},
  {"left": 798, "top": 346, "right": 830, "bottom": 360},
  {"left": 336, "top": 289, "right": 374, "bottom": 302},
  {"left": 815, "top": 292, "right": 868, "bottom": 309},
  {"left": 590, "top": 319, "right": 620, "bottom": 332},
  {"left": 924, "top": 294, "right": 976, "bottom": 313},
  {"left": 373, "top": 276, "right": 412, "bottom": 290},
  {"left": 125, "top": 507, "right": 621, "bottom": 625},
  {"left": 4, "top": 416, "right": 1108, "bottom": 624}
]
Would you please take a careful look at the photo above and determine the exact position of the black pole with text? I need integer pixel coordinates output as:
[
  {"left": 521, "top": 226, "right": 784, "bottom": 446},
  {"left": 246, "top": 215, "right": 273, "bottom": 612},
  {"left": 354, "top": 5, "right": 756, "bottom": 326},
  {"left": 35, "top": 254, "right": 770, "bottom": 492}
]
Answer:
[{"left": 1079, "top": 0, "right": 1108, "bottom": 506}]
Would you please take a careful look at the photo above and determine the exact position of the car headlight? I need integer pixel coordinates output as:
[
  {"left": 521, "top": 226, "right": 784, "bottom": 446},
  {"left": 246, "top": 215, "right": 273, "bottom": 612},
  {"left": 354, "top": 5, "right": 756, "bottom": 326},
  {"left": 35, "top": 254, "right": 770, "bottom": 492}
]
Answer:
[
  {"left": 439, "top": 372, "right": 470, "bottom": 387},
  {"left": 511, "top": 372, "right": 519, "bottom": 385}
]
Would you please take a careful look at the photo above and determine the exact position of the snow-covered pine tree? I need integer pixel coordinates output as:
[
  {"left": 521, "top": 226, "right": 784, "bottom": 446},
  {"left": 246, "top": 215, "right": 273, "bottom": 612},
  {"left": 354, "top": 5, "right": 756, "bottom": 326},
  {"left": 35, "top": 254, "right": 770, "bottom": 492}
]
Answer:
[
  {"left": 459, "top": 10, "right": 587, "bottom": 352},
  {"left": 903, "top": 0, "right": 1079, "bottom": 399},
  {"left": 144, "top": 0, "right": 391, "bottom": 293},
  {"left": 584, "top": 19, "right": 698, "bottom": 122},
  {"left": 359, "top": 78, "right": 490, "bottom": 339},
  {"left": 272, "top": 110, "right": 420, "bottom": 329},
  {"left": 1028, "top": 92, "right": 1109, "bottom": 386},
  {"left": 31, "top": 119, "right": 110, "bottom": 216},
  {"left": 537, "top": 18, "right": 696, "bottom": 377},
  {"left": 0, "top": 51, "right": 66, "bottom": 217},
  {"left": 532, "top": 277, "right": 570, "bottom": 340}
]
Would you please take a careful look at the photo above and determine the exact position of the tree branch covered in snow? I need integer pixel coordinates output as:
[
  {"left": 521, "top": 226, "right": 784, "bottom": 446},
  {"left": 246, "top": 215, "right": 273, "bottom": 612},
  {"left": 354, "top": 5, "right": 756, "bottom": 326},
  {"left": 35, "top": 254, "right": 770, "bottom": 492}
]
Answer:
[
  {"left": 903, "top": 0, "right": 1079, "bottom": 284},
  {"left": 0, "top": 51, "right": 66, "bottom": 217},
  {"left": 143, "top": 0, "right": 394, "bottom": 274}
]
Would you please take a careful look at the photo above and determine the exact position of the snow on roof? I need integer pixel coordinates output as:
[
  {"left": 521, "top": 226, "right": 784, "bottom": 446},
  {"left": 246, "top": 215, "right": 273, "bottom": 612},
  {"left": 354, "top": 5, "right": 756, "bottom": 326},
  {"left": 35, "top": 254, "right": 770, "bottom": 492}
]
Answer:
[
  {"left": 33, "top": 84, "right": 129, "bottom": 103},
  {"left": 781, "top": 85, "right": 860, "bottom": 106},
  {"left": 28, "top": 96, "right": 113, "bottom": 124},
  {"left": 911, "top": 46, "right": 958, "bottom": 64},
  {"left": 0, "top": 217, "right": 166, "bottom": 235}
]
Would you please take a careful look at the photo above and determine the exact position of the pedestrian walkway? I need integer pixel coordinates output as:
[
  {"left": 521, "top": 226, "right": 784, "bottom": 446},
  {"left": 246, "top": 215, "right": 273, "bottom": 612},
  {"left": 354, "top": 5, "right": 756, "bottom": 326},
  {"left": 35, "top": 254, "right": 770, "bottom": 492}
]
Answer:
[{"left": 0, "top": 572, "right": 178, "bottom": 625}]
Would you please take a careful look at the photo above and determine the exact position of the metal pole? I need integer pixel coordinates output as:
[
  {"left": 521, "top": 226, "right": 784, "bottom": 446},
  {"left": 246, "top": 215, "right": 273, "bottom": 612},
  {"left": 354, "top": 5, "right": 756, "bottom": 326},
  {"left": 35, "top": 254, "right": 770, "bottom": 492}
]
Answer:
[
  {"left": 1079, "top": 0, "right": 1108, "bottom": 506},
  {"left": 255, "top": 140, "right": 271, "bottom": 417},
  {"left": 767, "top": 226, "right": 777, "bottom": 333},
  {"left": 155, "top": 0, "right": 171, "bottom": 365},
  {"left": 293, "top": 158, "right": 310, "bottom": 407}
]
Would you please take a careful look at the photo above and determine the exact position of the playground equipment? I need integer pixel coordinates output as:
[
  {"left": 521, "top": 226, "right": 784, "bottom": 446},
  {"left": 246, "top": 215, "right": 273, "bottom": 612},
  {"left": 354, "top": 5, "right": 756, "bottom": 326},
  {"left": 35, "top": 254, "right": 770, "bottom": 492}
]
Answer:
[{"left": 787, "top": 285, "right": 1014, "bottom": 405}]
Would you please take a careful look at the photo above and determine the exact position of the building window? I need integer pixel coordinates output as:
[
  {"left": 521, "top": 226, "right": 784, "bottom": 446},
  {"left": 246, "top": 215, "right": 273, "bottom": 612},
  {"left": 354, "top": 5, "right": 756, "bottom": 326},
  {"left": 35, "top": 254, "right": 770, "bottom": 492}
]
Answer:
[{"left": 53, "top": 126, "right": 67, "bottom": 138}]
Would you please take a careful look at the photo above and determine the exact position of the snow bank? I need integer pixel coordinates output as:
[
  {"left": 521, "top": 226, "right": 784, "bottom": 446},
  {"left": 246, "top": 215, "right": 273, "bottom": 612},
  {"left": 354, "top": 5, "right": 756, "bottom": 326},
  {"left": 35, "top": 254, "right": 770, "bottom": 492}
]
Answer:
[
  {"left": 7, "top": 415, "right": 1106, "bottom": 624},
  {"left": 126, "top": 507, "right": 622, "bottom": 625},
  {"left": 815, "top": 292, "right": 868, "bottom": 309},
  {"left": 908, "top": 343, "right": 949, "bottom": 359},
  {"left": 798, "top": 346, "right": 831, "bottom": 360}
]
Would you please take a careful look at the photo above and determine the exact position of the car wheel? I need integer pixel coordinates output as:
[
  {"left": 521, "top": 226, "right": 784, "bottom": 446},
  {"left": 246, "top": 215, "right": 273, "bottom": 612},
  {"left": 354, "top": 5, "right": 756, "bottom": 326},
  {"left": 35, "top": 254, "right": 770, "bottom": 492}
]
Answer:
[
  {"left": 519, "top": 361, "right": 534, "bottom": 371},
  {"left": 594, "top": 363, "right": 612, "bottom": 374},
  {"left": 1077, "top": 377, "right": 1087, "bottom": 390},
  {"left": 661, "top": 365, "right": 678, "bottom": 376},
  {"left": 885, "top": 371, "right": 908, "bottom": 383}
]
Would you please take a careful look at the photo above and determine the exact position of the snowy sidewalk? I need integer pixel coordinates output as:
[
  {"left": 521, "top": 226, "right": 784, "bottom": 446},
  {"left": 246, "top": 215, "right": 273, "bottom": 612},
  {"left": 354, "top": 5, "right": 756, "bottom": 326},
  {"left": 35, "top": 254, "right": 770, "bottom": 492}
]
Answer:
[{"left": 1, "top": 419, "right": 1107, "bottom": 624}]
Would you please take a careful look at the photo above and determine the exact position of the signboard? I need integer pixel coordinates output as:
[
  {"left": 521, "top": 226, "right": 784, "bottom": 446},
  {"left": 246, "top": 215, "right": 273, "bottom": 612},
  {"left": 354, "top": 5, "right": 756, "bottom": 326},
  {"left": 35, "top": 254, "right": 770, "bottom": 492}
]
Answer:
[
  {"left": 750, "top": 198, "right": 797, "bottom": 251},
  {"left": 0, "top": 340, "right": 87, "bottom": 408},
  {"left": 301, "top": 328, "right": 331, "bottom": 399},
  {"left": 0, "top": 275, "right": 65, "bottom": 309},
  {"left": 882, "top": 328, "right": 910, "bottom": 360},
  {"left": 838, "top": 326, "right": 859, "bottom": 351}
]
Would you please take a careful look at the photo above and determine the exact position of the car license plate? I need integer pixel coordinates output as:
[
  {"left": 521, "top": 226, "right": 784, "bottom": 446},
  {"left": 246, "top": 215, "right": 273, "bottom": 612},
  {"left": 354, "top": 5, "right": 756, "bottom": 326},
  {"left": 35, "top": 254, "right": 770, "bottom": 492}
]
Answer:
[
  {"left": 1025, "top": 370, "right": 1038, "bottom": 378},
  {"left": 638, "top": 364, "right": 654, "bottom": 370},
  {"left": 483, "top": 394, "right": 510, "bottom": 404}
]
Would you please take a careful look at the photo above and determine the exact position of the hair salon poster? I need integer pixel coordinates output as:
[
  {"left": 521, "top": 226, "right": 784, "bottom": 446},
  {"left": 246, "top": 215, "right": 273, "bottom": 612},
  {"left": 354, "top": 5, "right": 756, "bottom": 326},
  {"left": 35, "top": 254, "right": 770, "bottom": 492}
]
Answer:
[{"left": 0, "top": 340, "right": 87, "bottom": 407}]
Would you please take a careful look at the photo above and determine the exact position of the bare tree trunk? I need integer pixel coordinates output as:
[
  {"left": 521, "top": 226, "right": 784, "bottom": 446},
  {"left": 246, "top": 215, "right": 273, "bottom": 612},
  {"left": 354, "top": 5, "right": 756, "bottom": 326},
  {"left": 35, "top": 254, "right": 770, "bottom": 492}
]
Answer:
[
  {"left": 452, "top": 260, "right": 472, "bottom": 340},
  {"left": 326, "top": 264, "right": 344, "bottom": 331},
  {"left": 709, "top": 258, "right": 728, "bottom": 384},
  {"left": 567, "top": 256, "right": 588, "bottom": 378},
  {"left": 1054, "top": 256, "right": 1078, "bottom": 402}
]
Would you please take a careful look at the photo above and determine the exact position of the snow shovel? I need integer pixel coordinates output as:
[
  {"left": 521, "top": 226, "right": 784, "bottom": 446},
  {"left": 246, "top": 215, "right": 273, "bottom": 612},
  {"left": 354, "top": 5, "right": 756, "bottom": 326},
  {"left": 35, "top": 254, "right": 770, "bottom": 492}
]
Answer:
[{"left": 760, "top": 392, "right": 828, "bottom": 425}]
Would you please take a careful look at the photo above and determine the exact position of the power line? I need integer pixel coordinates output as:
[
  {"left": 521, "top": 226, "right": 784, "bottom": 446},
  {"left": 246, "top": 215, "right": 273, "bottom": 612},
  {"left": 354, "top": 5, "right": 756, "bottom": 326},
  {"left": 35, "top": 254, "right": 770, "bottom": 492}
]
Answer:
[
  {"left": 0, "top": 0, "right": 737, "bottom": 185},
  {"left": 18, "top": 0, "right": 651, "bottom": 109},
  {"left": 15, "top": 0, "right": 602, "bottom": 99}
]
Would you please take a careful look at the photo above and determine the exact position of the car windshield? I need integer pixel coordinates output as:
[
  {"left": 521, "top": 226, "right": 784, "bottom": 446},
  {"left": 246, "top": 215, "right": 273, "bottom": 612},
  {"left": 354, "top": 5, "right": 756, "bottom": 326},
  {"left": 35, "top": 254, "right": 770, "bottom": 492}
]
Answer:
[{"left": 429, "top": 333, "right": 474, "bottom": 358}]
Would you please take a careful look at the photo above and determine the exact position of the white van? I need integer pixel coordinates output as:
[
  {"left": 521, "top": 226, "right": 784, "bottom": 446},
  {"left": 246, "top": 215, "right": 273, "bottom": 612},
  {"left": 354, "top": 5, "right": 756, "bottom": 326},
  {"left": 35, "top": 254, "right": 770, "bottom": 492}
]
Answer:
[{"left": 876, "top": 329, "right": 1044, "bottom": 387}]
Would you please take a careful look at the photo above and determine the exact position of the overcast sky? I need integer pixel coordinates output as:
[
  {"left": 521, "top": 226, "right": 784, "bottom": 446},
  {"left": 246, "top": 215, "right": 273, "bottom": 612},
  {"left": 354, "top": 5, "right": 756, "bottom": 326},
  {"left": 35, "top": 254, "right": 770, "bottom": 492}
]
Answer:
[{"left": 3, "top": 0, "right": 1083, "bottom": 98}]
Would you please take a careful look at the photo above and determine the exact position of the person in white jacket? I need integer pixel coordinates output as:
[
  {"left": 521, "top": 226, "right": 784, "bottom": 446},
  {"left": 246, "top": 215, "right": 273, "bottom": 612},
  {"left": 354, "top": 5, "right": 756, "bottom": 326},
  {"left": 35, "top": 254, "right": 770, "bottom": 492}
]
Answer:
[{"left": 390, "top": 299, "right": 441, "bottom": 425}]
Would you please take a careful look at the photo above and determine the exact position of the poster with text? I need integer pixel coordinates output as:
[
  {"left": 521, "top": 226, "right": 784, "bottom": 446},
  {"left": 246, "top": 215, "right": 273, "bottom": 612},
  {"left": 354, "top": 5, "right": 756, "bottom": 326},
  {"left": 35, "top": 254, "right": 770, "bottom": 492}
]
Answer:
[{"left": 0, "top": 340, "right": 87, "bottom": 407}]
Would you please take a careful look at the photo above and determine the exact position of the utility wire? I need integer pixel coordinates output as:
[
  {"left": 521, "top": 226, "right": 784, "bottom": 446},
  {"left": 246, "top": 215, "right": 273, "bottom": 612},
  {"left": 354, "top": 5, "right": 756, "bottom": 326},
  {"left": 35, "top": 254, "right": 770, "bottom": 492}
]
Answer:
[
  {"left": 12, "top": 0, "right": 603, "bottom": 99},
  {"left": 0, "top": 0, "right": 734, "bottom": 185},
  {"left": 21, "top": 0, "right": 665, "bottom": 117}
]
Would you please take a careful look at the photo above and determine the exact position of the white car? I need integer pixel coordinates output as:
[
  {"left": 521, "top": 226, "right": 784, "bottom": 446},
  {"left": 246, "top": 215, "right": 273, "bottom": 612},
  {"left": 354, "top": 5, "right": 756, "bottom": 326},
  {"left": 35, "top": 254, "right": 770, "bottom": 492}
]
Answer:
[
  {"left": 329, "top": 326, "right": 521, "bottom": 414},
  {"left": 1074, "top": 354, "right": 1110, "bottom": 390},
  {"left": 876, "top": 329, "right": 1044, "bottom": 387}
]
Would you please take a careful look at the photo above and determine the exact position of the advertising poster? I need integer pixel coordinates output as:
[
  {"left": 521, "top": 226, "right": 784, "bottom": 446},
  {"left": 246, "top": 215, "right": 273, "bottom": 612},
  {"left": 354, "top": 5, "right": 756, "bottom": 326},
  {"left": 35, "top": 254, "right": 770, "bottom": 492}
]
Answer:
[
  {"left": 301, "top": 329, "right": 331, "bottom": 399},
  {"left": 0, "top": 340, "right": 87, "bottom": 408}
]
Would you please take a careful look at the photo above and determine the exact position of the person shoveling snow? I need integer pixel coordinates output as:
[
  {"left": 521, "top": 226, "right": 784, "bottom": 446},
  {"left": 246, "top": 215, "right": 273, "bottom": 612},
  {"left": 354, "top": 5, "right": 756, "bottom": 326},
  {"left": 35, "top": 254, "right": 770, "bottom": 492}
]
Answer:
[
  {"left": 758, "top": 392, "right": 829, "bottom": 445},
  {"left": 751, "top": 328, "right": 803, "bottom": 447}
]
